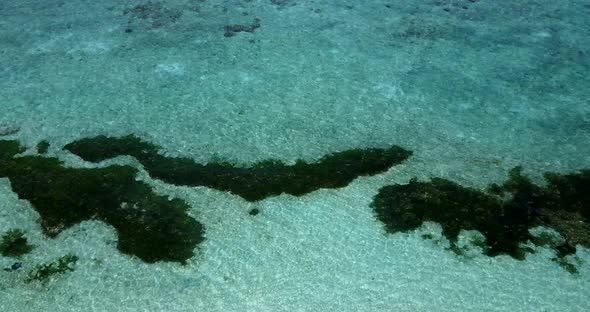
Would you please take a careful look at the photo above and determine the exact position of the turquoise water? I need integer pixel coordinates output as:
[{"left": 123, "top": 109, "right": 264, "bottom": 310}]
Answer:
[{"left": 1, "top": 0, "right": 589, "bottom": 311}]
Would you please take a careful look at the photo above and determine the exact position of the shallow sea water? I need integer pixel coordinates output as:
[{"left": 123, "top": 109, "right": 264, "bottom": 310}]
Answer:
[{"left": 1, "top": 0, "right": 589, "bottom": 311}]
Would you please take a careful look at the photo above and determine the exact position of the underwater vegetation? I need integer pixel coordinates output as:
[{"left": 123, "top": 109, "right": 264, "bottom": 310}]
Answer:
[
  {"left": 0, "top": 140, "right": 204, "bottom": 264},
  {"left": 64, "top": 134, "right": 412, "bottom": 201},
  {"left": 3, "top": 133, "right": 589, "bottom": 274},
  {"left": 36, "top": 140, "right": 50, "bottom": 154},
  {"left": 1, "top": 136, "right": 409, "bottom": 264},
  {"left": 26, "top": 254, "right": 78, "bottom": 284},
  {"left": 0, "top": 140, "right": 23, "bottom": 159},
  {"left": 372, "top": 167, "right": 590, "bottom": 272},
  {"left": 0, "top": 229, "right": 33, "bottom": 258}
]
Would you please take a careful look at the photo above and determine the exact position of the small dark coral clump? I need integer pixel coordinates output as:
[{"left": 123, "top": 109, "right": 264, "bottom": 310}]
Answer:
[
  {"left": 123, "top": 2, "right": 183, "bottom": 30},
  {"left": 0, "top": 139, "right": 24, "bottom": 159},
  {"left": 270, "top": 0, "right": 296, "bottom": 8},
  {"left": 372, "top": 167, "right": 590, "bottom": 266},
  {"left": 0, "top": 229, "right": 34, "bottom": 257},
  {"left": 64, "top": 135, "right": 412, "bottom": 201},
  {"left": 224, "top": 18, "right": 261, "bottom": 37},
  {"left": 26, "top": 253, "right": 78, "bottom": 284},
  {"left": 36, "top": 140, "right": 50, "bottom": 154},
  {"left": 0, "top": 140, "right": 204, "bottom": 264}
]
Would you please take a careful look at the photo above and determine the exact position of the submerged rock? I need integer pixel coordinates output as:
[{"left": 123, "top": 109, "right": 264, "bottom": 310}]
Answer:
[{"left": 4, "top": 262, "right": 23, "bottom": 272}]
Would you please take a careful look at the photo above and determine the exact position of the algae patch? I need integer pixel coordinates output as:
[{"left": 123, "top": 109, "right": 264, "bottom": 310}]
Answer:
[
  {"left": 372, "top": 167, "right": 590, "bottom": 272},
  {"left": 26, "top": 254, "right": 78, "bottom": 284},
  {"left": 36, "top": 140, "right": 50, "bottom": 154},
  {"left": 0, "top": 140, "right": 204, "bottom": 264},
  {"left": 64, "top": 134, "right": 412, "bottom": 201},
  {"left": 0, "top": 229, "right": 34, "bottom": 258}
]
